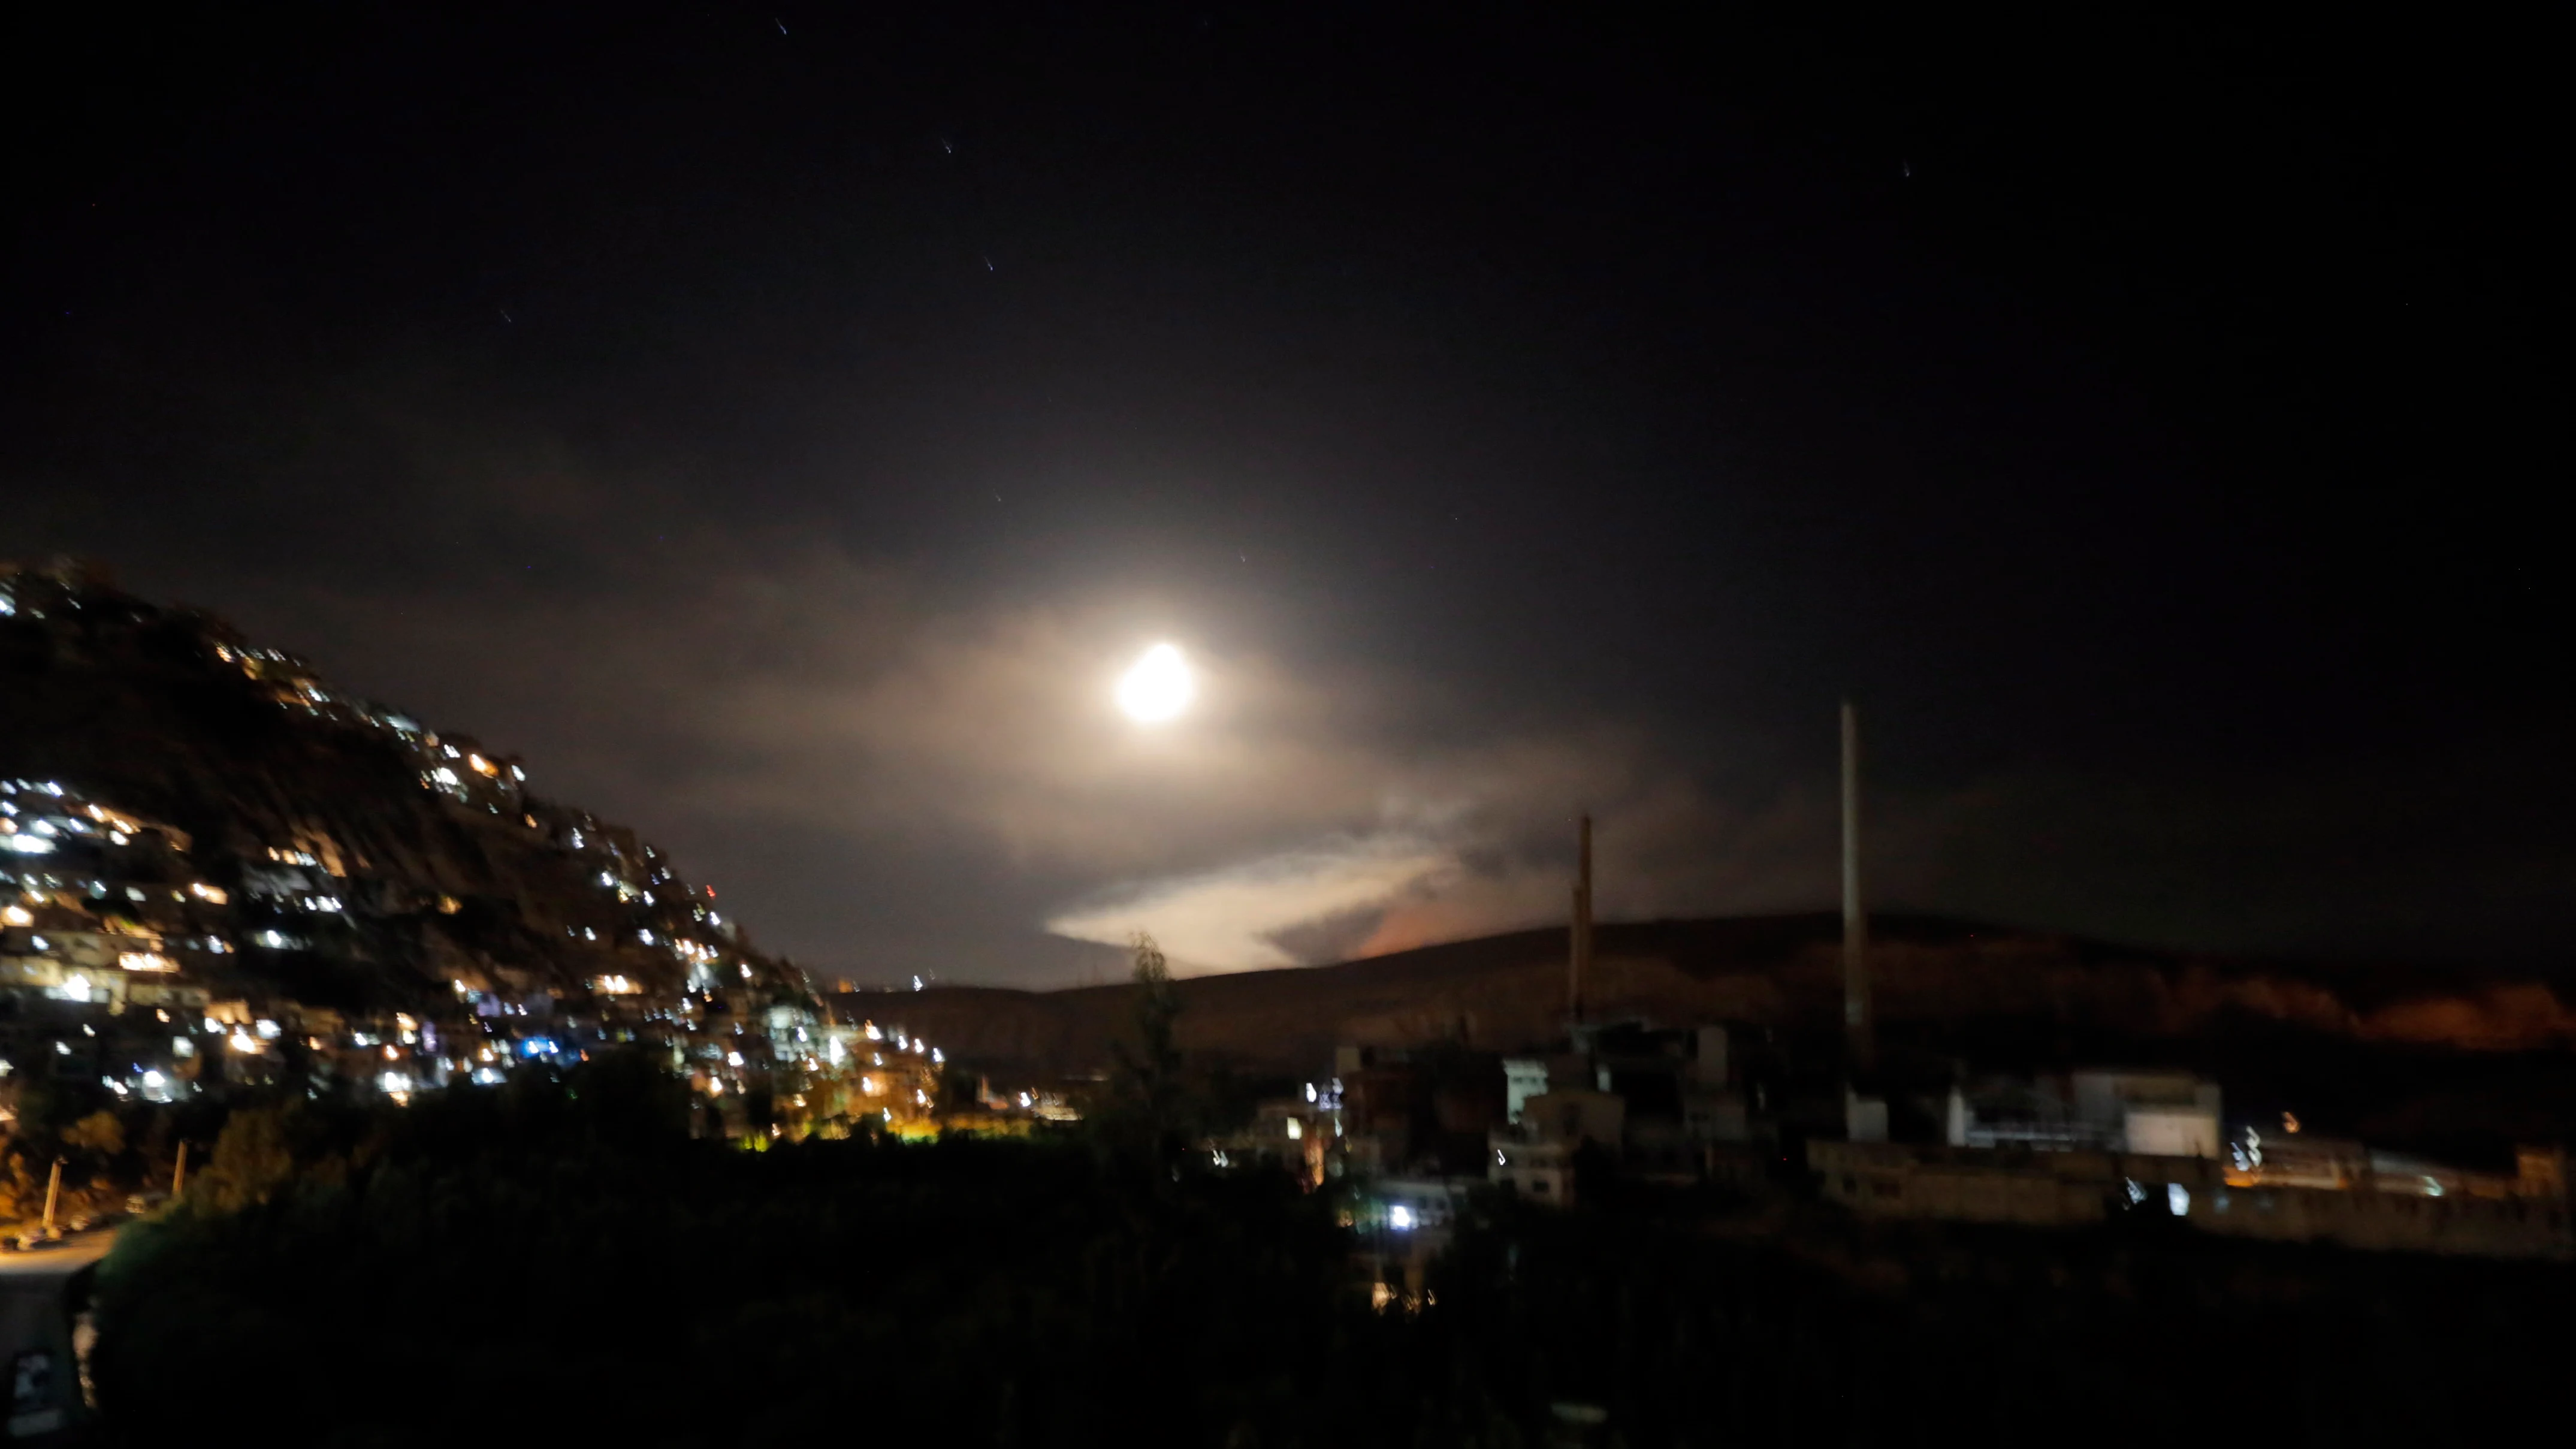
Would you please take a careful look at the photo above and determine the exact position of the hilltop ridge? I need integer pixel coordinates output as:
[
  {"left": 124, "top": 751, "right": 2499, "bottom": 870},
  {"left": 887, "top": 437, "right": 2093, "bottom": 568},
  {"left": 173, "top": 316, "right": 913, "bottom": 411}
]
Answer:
[
  {"left": 860, "top": 910, "right": 2576, "bottom": 1076},
  {"left": 853, "top": 910, "right": 2576, "bottom": 1157}
]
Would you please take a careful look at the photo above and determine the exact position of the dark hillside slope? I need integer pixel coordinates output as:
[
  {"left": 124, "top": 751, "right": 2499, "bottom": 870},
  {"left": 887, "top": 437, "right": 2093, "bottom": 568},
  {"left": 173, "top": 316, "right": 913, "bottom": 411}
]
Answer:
[
  {"left": 857, "top": 914, "right": 2576, "bottom": 1158},
  {"left": 1, "top": 559, "right": 798, "bottom": 1013}
]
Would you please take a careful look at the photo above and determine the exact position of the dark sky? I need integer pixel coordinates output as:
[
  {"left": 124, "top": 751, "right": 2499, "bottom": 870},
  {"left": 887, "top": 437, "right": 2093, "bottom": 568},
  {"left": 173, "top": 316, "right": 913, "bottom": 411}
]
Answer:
[{"left": 6, "top": 8, "right": 2566, "bottom": 983}]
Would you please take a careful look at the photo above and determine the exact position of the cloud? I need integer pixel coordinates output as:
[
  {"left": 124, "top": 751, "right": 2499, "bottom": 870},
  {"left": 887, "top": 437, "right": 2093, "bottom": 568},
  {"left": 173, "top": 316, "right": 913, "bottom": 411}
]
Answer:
[
  {"left": 1044, "top": 831, "right": 1460, "bottom": 971},
  {"left": 1042, "top": 738, "right": 1860, "bottom": 972}
]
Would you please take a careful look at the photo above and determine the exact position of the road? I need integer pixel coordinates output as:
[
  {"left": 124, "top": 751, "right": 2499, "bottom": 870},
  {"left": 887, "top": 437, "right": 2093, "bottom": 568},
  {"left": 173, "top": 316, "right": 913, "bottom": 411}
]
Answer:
[
  {"left": 0, "top": 1230, "right": 114, "bottom": 1439},
  {"left": 0, "top": 1231, "right": 115, "bottom": 1279}
]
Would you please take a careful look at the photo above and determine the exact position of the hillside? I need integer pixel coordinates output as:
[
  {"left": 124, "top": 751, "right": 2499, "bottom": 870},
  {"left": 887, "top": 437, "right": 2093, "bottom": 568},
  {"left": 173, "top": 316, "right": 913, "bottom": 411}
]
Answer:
[
  {"left": 857, "top": 913, "right": 2576, "bottom": 1076},
  {"left": 1, "top": 557, "right": 803, "bottom": 1015},
  {"left": 851, "top": 913, "right": 2576, "bottom": 1155}
]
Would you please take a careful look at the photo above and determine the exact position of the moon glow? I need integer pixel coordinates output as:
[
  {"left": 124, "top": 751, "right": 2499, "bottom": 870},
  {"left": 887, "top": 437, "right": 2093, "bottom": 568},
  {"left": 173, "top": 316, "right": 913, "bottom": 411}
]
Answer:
[{"left": 1116, "top": 642, "right": 1195, "bottom": 723}]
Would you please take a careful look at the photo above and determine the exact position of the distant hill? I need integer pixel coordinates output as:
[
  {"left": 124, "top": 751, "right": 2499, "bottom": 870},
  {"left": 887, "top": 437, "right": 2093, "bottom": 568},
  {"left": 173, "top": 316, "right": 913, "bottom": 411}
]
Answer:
[
  {"left": 1, "top": 558, "right": 804, "bottom": 1013},
  {"left": 846, "top": 912, "right": 2576, "bottom": 1152}
]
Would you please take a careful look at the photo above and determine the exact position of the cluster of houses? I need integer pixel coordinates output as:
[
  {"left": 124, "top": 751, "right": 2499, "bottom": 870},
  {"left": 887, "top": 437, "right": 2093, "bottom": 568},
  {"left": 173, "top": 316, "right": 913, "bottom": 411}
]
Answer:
[{"left": 0, "top": 766, "right": 1010, "bottom": 1142}]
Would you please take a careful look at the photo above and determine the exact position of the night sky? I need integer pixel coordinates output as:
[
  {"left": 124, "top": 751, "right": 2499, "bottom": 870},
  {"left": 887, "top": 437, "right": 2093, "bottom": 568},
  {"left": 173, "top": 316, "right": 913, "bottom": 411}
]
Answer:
[{"left": 5, "top": 10, "right": 2564, "bottom": 983}]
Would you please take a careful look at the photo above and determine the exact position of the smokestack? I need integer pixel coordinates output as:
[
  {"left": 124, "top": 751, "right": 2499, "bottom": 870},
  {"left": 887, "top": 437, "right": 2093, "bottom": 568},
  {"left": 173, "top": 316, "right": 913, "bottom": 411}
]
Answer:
[
  {"left": 1568, "top": 813, "right": 1593, "bottom": 1021},
  {"left": 1841, "top": 701, "right": 1873, "bottom": 1073}
]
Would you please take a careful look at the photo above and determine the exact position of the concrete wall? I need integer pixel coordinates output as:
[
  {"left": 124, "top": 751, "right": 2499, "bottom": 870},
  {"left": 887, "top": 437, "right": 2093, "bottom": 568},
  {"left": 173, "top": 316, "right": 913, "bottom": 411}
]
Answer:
[
  {"left": 1813, "top": 1140, "right": 2144, "bottom": 1225},
  {"left": 2125, "top": 1106, "right": 2221, "bottom": 1159},
  {"left": 2195, "top": 1184, "right": 2572, "bottom": 1259},
  {"left": 1808, "top": 1139, "right": 2573, "bottom": 1259}
]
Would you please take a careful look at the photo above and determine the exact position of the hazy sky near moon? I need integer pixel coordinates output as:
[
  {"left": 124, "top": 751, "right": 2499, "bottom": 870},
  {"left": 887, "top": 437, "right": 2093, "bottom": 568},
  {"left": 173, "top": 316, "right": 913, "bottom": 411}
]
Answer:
[{"left": 4, "top": 10, "right": 2565, "bottom": 981}]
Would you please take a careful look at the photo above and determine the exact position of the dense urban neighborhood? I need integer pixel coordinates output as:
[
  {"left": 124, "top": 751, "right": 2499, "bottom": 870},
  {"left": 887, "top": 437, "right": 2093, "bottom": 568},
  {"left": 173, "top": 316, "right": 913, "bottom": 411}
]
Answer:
[{"left": 2, "top": 561, "right": 1006, "bottom": 1227}]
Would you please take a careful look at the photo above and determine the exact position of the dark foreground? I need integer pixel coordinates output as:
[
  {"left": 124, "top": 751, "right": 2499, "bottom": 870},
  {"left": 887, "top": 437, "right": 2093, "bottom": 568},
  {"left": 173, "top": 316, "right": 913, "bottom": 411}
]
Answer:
[{"left": 87, "top": 1065, "right": 2571, "bottom": 1447}]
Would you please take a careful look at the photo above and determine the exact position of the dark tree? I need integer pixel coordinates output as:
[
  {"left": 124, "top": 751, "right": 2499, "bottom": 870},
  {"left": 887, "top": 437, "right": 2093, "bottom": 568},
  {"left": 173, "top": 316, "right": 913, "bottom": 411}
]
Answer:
[{"left": 1104, "top": 932, "right": 1191, "bottom": 1169}]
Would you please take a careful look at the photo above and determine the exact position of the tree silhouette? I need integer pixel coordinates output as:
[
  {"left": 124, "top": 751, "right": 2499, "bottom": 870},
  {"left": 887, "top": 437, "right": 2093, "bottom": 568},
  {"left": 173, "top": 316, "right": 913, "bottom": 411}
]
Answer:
[
  {"left": 191, "top": 1106, "right": 294, "bottom": 1212},
  {"left": 62, "top": 1110, "right": 125, "bottom": 1160},
  {"left": 1106, "top": 932, "right": 1190, "bottom": 1169}
]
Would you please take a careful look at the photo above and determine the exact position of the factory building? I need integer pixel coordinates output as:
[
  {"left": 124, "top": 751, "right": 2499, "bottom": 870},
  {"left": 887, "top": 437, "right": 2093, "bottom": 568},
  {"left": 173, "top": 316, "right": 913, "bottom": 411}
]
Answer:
[{"left": 1945, "top": 1070, "right": 2223, "bottom": 1158}]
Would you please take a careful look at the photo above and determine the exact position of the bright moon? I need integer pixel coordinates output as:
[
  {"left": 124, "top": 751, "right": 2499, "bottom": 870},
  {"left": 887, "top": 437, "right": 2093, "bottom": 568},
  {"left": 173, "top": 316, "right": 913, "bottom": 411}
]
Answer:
[{"left": 1116, "top": 642, "right": 1195, "bottom": 723}]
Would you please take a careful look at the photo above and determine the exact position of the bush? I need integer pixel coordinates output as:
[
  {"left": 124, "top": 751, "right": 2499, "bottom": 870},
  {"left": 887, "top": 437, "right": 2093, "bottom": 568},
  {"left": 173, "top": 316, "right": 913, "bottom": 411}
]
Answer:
[{"left": 92, "top": 1068, "right": 1403, "bottom": 1447}]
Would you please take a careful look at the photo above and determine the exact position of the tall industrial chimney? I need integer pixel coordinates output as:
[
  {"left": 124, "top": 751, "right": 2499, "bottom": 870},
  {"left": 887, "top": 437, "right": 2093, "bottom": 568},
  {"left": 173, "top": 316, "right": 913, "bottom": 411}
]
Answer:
[
  {"left": 1568, "top": 813, "right": 1594, "bottom": 1021},
  {"left": 1841, "top": 701, "right": 1873, "bottom": 1073}
]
